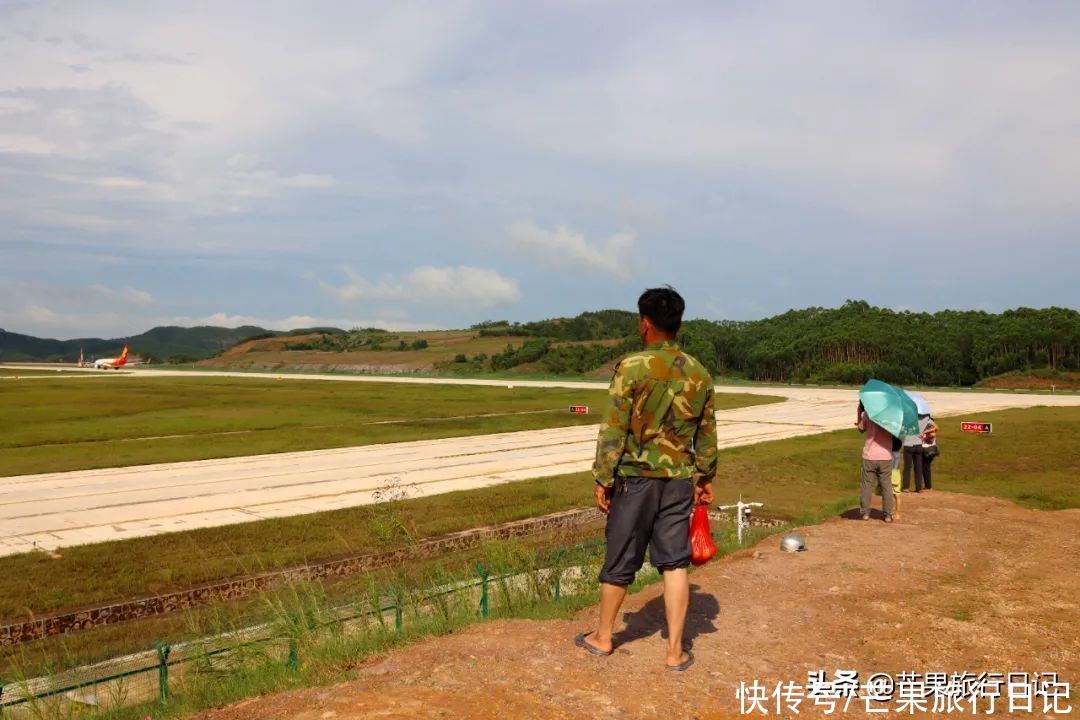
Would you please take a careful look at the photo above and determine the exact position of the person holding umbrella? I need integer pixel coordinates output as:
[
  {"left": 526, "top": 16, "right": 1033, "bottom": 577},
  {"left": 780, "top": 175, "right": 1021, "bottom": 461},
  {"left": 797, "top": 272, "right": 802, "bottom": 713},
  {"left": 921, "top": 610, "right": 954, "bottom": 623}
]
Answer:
[
  {"left": 856, "top": 401, "right": 896, "bottom": 522},
  {"left": 856, "top": 380, "right": 919, "bottom": 522}
]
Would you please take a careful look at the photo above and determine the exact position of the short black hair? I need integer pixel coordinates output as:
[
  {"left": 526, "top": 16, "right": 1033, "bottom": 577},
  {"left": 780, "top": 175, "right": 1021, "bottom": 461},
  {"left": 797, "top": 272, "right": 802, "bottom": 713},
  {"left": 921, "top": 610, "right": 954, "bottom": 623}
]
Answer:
[{"left": 638, "top": 286, "right": 685, "bottom": 334}]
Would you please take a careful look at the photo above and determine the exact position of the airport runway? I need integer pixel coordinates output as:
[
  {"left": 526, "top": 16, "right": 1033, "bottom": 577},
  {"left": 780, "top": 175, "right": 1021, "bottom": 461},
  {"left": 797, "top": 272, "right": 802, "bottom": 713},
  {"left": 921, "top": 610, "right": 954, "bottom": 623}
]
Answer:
[{"left": 1, "top": 368, "right": 1077, "bottom": 556}]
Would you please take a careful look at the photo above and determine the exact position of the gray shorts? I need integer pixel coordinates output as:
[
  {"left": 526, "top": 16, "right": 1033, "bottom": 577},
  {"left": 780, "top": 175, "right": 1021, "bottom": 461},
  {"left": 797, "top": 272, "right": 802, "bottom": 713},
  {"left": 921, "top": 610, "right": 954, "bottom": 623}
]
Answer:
[{"left": 599, "top": 476, "right": 694, "bottom": 586}]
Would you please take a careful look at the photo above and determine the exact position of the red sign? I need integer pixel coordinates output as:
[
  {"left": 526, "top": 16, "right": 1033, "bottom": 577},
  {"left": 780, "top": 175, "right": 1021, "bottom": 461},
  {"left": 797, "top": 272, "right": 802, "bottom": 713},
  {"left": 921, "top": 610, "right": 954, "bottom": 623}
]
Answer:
[
  {"left": 961, "top": 421, "right": 992, "bottom": 434},
  {"left": 569, "top": 405, "right": 589, "bottom": 415}
]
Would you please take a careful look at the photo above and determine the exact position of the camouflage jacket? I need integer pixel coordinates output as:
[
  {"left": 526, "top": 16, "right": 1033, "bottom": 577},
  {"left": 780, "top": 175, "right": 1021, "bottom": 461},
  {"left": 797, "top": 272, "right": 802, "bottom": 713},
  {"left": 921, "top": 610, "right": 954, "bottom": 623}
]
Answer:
[{"left": 592, "top": 341, "right": 718, "bottom": 487}]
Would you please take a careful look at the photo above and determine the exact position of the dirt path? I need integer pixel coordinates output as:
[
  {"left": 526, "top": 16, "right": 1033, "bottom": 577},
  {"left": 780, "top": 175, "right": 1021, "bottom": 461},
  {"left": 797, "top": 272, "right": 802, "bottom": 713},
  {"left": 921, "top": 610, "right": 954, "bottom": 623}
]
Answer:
[{"left": 195, "top": 492, "right": 1078, "bottom": 719}]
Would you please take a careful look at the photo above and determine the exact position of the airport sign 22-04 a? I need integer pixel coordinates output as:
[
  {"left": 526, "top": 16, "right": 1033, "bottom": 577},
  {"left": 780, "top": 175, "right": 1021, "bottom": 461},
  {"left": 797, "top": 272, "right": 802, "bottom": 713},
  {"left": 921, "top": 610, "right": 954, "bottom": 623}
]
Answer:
[
  {"left": 569, "top": 405, "right": 589, "bottom": 415},
  {"left": 961, "top": 421, "right": 992, "bottom": 434}
]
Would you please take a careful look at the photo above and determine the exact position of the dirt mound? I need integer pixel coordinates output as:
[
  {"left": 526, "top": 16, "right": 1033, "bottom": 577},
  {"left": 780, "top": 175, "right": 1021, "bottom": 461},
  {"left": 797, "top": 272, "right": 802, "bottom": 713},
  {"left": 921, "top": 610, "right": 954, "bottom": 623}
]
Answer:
[
  {"left": 195, "top": 493, "right": 1079, "bottom": 720},
  {"left": 978, "top": 371, "right": 1080, "bottom": 391},
  {"left": 197, "top": 331, "right": 509, "bottom": 373},
  {"left": 208, "top": 333, "right": 325, "bottom": 361}
]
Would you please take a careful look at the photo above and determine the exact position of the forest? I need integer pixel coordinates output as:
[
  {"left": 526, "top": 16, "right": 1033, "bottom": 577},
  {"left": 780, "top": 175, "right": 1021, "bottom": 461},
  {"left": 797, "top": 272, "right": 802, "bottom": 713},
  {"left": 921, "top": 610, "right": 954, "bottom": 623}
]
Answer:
[{"left": 477, "top": 302, "right": 1079, "bottom": 385}]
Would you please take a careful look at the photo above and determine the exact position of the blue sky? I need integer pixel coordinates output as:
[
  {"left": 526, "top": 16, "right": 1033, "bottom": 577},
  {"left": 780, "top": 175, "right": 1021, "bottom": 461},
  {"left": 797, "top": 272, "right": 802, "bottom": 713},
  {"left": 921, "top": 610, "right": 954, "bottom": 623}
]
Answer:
[{"left": 1, "top": 1, "right": 1077, "bottom": 339}]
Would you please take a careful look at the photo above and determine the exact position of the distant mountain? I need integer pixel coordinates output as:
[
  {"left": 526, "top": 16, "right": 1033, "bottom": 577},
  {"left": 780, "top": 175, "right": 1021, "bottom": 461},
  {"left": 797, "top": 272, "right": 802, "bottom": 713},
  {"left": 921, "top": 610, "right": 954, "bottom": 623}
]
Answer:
[{"left": 0, "top": 325, "right": 274, "bottom": 362}]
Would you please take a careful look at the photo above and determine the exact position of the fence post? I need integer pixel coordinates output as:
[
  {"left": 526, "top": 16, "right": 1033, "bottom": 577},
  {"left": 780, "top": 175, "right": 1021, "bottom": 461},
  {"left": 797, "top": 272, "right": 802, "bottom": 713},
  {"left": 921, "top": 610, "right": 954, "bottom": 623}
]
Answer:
[
  {"left": 476, "top": 564, "right": 489, "bottom": 618},
  {"left": 552, "top": 549, "right": 567, "bottom": 601},
  {"left": 287, "top": 638, "right": 299, "bottom": 671},
  {"left": 155, "top": 639, "right": 171, "bottom": 707},
  {"left": 393, "top": 604, "right": 403, "bottom": 632}
]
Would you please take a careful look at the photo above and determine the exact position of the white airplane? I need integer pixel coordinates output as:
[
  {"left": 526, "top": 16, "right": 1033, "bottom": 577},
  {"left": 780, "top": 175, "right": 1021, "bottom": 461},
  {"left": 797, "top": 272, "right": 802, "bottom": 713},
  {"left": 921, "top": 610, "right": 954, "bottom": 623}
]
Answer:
[{"left": 94, "top": 345, "right": 129, "bottom": 370}]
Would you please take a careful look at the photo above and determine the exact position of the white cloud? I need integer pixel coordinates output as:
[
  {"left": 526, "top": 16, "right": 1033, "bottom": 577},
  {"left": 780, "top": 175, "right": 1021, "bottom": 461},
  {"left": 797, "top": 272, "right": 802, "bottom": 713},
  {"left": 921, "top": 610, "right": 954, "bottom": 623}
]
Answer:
[
  {"left": 326, "top": 266, "right": 521, "bottom": 309},
  {"left": 0, "top": 2, "right": 469, "bottom": 237},
  {"left": 4, "top": 302, "right": 127, "bottom": 339},
  {"left": 704, "top": 301, "right": 727, "bottom": 320},
  {"left": 24, "top": 303, "right": 62, "bottom": 324},
  {"left": 94, "top": 176, "right": 148, "bottom": 189},
  {"left": 186, "top": 313, "right": 441, "bottom": 333},
  {"left": 0, "top": 133, "right": 55, "bottom": 155},
  {"left": 122, "top": 287, "right": 154, "bottom": 306},
  {"left": 0, "top": 97, "right": 38, "bottom": 115},
  {"left": 222, "top": 156, "right": 337, "bottom": 198},
  {"left": 225, "top": 169, "right": 336, "bottom": 194},
  {"left": 507, "top": 221, "right": 637, "bottom": 279},
  {"left": 454, "top": 8, "right": 1080, "bottom": 223},
  {"left": 279, "top": 173, "right": 335, "bottom": 189},
  {"left": 1, "top": 203, "right": 123, "bottom": 230},
  {"left": 0, "top": 280, "right": 446, "bottom": 339},
  {"left": 90, "top": 284, "right": 154, "bottom": 306},
  {"left": 226, "top": 153, "right": 261, "bottom": 170},
  {"left": 0, "top": 3, "right": 1077, "bottom": 323},
  {"left": 0, "top": 304, "right": 442, "bottom": 339}
]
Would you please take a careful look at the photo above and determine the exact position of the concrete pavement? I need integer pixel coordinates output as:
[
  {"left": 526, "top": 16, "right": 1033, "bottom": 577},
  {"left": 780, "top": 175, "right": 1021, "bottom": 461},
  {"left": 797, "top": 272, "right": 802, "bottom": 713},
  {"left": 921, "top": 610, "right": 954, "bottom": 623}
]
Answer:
[{"left": 1, "top": 368, "right": 1076, "bottom": 557}]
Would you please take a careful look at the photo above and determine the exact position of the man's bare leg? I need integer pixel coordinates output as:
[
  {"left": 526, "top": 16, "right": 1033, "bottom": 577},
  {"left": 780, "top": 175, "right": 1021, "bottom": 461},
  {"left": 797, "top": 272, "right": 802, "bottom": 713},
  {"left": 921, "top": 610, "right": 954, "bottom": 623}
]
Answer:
[
  {"left": 586, "top": 582, "right": 628, "bottom": 654},
  {"left": 663, "top": 568, "right": 690, "bottom": 666}
]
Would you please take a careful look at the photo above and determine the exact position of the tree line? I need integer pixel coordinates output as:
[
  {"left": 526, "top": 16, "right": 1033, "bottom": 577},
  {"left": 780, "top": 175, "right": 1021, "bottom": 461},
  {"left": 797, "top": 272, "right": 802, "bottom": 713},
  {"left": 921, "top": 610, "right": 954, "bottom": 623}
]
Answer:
[{"left": 478, "top": 302, "right": 1078, "bottom": 385}]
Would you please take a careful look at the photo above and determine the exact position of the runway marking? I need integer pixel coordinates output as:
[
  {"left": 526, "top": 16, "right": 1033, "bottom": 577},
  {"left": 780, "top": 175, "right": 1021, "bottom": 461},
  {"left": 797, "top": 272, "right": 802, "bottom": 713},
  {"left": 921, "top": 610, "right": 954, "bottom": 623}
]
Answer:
[
  {"left": 365, "top": 408, "right": 563, "bottom": 425},
  {"left": 714, "top": 418, "right": 829, "bottom": 429}
]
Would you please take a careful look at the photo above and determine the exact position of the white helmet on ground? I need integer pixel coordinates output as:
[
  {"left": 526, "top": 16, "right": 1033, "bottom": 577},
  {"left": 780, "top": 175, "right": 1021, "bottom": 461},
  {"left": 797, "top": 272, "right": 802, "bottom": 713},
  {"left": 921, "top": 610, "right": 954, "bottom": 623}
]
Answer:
[{"left": 780, "top": 533, "right": 806, "bottom": 552}]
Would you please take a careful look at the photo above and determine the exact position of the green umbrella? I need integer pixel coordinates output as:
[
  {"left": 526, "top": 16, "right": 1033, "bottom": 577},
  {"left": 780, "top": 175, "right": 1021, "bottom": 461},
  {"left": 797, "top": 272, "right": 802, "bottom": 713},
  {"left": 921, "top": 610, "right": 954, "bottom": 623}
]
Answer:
[{"left": 858, "top": 379, "right": 919, "bottom": 439}]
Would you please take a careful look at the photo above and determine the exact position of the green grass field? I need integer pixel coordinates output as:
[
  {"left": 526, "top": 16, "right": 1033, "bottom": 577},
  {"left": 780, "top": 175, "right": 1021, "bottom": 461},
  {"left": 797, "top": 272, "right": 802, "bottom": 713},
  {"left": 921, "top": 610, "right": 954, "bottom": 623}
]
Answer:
[
  {"left": 0, "top": 404, "right": 1074, "bottom": 685},
  {"left": 0, "top": 376, "right": 780, "bottom": 477},
  {"left": 1, "top": 405, "right": 1073, "bottom": 621}
]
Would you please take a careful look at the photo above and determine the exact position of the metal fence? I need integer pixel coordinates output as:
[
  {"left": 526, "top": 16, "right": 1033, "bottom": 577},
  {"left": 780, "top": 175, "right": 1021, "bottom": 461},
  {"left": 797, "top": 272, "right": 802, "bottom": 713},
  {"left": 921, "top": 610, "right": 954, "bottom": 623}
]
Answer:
[{"left": 0, "top": 538, "right": 610, "bottom": 716}]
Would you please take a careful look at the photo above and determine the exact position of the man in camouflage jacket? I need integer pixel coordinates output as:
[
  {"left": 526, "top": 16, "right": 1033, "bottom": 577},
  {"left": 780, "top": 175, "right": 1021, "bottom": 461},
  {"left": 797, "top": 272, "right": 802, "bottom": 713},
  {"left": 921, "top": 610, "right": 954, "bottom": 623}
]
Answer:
[{"left": 575, "top": 287, "right": 717, "bottom": 671}]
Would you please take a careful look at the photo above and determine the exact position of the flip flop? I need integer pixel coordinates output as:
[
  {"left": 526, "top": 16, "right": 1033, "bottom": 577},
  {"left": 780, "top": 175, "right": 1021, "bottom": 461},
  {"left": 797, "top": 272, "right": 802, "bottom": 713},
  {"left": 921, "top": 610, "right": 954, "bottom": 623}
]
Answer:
[
  {"left": 574, "top": 631, "right": 612, "bottom": 657},
  {"left": 666, "top": 650, "right": 695, "bottom": 672}
]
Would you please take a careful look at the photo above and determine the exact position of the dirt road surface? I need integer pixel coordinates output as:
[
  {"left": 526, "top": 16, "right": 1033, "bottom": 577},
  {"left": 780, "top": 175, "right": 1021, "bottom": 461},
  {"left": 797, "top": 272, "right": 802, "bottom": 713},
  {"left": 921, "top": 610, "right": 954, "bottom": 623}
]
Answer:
[{"left": 194, "top": 491, "right": 1079, "bottom": 720}]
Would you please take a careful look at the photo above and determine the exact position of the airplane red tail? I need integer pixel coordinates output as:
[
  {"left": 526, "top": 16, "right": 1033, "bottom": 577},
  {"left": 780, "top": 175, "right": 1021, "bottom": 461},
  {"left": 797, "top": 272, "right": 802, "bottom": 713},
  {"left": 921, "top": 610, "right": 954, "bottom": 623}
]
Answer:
[{"left": 116, "top": 345, "right": 129, "bottom": 367}]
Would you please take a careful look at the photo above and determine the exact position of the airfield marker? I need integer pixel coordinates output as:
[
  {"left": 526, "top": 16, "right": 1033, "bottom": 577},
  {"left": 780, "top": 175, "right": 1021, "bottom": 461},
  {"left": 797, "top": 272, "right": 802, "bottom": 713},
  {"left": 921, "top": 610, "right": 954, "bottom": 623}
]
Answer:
[{"left": 717, "top": 498, "right": 763, "bottom": 545}]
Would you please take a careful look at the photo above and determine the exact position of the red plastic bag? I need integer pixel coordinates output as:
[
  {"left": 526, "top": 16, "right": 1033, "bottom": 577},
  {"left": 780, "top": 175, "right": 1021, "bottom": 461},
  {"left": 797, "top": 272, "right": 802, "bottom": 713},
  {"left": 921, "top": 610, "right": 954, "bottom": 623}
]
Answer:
[{"left": 689, "top": 505, "right": 717, "bottom": 566}]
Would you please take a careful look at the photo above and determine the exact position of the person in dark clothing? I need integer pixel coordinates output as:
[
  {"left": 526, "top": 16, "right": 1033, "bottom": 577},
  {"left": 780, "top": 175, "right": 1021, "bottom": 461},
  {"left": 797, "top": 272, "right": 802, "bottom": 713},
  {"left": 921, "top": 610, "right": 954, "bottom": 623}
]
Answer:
[
  {"left": 920, "top": 415, "right": 939, "bottom": 490},
  {"left": 902, "top": 414, "right": 936, "bottom": 492}
]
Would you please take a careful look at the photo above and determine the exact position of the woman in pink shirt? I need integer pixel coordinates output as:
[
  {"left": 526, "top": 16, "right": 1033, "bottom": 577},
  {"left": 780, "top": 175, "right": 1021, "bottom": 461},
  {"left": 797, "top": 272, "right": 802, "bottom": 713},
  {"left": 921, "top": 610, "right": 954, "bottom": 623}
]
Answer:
[{"left": 856, "top": 401, "right": 895, "bottom": 522}]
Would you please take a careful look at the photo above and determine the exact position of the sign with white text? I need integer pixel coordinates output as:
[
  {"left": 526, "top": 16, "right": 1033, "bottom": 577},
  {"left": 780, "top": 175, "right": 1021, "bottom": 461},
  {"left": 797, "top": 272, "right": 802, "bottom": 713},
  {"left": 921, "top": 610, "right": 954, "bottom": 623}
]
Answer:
[
  {"left": 569, "top": 405, "right": 589, "bottom": 415},
  {"left": 960, "top": 421, "right": 992, "bottom": 434}
]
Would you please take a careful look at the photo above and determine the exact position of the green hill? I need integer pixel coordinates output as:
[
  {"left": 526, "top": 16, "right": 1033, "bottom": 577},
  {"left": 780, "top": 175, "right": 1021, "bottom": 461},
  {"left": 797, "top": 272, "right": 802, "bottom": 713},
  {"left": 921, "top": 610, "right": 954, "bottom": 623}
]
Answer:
[
  {"left": 4, "top": 302, "right": 1077, "bottom": 385},
  {"left": 0, "top": 325, "right": 277, "bottom": 363},
  {"left": 223, "top": 303, "right": 1077, "bottom": 386}
]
